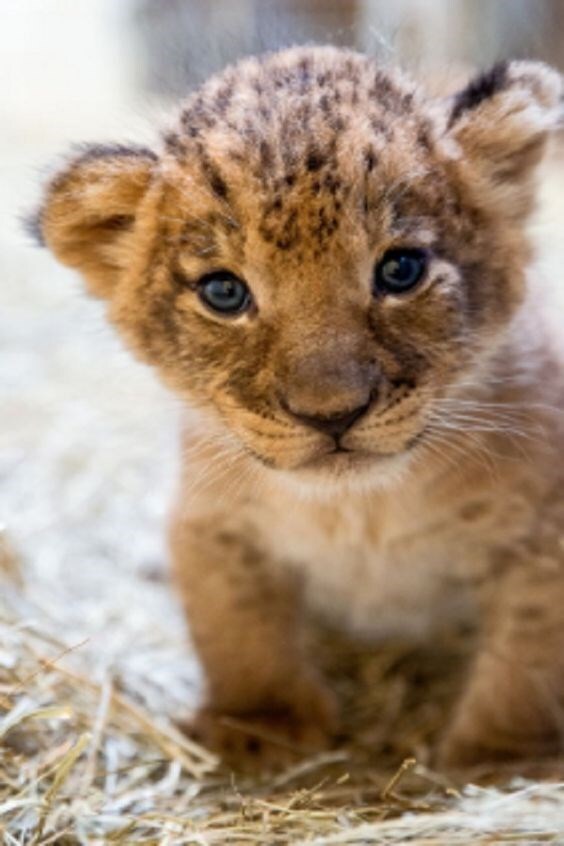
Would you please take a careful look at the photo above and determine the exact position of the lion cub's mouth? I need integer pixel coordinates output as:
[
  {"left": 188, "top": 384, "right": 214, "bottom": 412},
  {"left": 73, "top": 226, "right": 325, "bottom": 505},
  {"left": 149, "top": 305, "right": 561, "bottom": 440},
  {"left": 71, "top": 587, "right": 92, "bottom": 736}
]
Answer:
[
  {"left": 292, "top": 427, "right": 428, "bottom": 479},
  {"left": 299, "top": 447, "right": 384, "bottom": 473}
]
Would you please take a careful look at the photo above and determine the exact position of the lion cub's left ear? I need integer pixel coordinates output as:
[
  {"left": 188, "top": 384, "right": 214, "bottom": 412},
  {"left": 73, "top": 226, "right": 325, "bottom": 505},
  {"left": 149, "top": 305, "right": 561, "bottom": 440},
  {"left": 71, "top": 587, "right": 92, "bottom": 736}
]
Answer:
[
  {"left": 35, "top": 144, "right": 157, "bottom": 297},
  {"left": 446, "top": 60, "right": 563, "bottom": 216}
]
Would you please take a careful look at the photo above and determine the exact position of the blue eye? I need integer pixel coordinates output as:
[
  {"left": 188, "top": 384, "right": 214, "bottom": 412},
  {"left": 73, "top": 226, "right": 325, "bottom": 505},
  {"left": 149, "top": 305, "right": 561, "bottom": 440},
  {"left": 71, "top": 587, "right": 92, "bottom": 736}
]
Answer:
[
  {"left": 374, "top": 248, "right": 428, "bottom": 295},
  {"left": 198, "top": 271, "right": 251, "bottom": 315}
]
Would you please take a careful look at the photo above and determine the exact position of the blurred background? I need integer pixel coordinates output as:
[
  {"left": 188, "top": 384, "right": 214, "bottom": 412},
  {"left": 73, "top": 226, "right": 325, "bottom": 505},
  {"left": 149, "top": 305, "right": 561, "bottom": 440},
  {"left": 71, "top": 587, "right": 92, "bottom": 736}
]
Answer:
[
  {"left": 4, "top": 1, "right": 564, "bottom": 152},
  {"left": 1, "top": 1, "right": 563, "bottom": 702},
  {"left": 134, "top": 0, "right": 564, "bottom": 96}
]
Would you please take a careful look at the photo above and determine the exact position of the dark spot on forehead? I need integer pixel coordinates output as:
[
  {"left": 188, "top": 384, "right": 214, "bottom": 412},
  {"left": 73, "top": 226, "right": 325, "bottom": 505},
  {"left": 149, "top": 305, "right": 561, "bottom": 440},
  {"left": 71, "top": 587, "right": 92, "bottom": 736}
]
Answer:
[
  {"left": 319, "top": 94, "right": 331, "bottom": 114},
  {"left": 244, "top": 120, "right": 263, "bottom": 149},
  {"left": 306, "top": 149, "right": 325, "bottom": 172},
  {"left": 343, "top": 58, "right": 360, "bottom": 83},
  {"left": 259, "top": 199, "right": 302, "bottom": 251},
  {"left": 182, "top": 95, "right": 218, "bottom": 133},
  {"left": 315, "top": 205, "right": 339, "bottom": 240},
  {"left": 198, "top": 150, "right": 229, "bottom": 200},
  {"left": 298, "top": 56, "right": 312, "bottom": 85},
  {"left": 209, "top": 169, "right": 228, "bottom": 199},
  {"left": 214, "top": 81, "right": 235, "bottom": 115},
  {"left": 164, "top": 131, "right": 185, "bottom": 155},
  {"left": 275, "top": 214, "right": 299, "bottom": 251},
  {"left": 323, "top": 173, "right": 342, "bottom": 195},
  {"left": 331, "top": 115, "right": 347, "bottom": 133},
  {"left": 364, "top": 148, "right": 377, "bottom": 172},
  {"left": 369, "top": 116, "right": 393, "bottom": 141},
  {"left": 227, "top": 147, "right": 246, "bottom": 166},
  {"left": 370, "top": 73, "right": 393, "bottom": 101},
  {"left": 259, "top": 139, "right": 274, "bottom": 171}
]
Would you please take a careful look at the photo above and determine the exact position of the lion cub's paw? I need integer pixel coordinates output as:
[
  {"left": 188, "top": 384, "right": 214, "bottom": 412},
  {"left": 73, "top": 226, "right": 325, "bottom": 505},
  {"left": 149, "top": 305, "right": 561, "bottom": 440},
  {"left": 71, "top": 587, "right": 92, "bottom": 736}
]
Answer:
[
  {"left": 183, "top": 683, "right": 338, "bottom": 773},
  {"left": 438, "top": 708, "right": 559, "bottom": 770}
]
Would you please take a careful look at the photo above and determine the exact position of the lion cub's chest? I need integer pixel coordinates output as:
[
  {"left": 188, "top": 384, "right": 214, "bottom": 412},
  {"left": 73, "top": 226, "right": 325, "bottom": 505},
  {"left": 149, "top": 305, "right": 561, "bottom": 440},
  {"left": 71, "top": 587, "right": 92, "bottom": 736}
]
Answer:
[{"left": 257, "top": 483, "right": 534, "bottom": 640}]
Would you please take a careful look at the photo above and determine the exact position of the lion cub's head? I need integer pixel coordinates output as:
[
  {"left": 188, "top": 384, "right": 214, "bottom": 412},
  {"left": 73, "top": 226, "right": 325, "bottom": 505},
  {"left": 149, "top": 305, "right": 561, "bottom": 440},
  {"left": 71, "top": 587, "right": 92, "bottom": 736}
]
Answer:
[{"left": 37, "top": 47, "right": 562, "bottom": 489}]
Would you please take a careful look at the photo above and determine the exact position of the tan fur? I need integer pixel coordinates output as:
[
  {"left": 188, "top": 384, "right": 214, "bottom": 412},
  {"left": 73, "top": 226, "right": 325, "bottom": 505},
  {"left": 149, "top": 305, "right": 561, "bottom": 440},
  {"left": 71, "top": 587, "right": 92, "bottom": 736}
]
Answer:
[{"left": 38, "top": 47, "right": 564, "bottom": 770}]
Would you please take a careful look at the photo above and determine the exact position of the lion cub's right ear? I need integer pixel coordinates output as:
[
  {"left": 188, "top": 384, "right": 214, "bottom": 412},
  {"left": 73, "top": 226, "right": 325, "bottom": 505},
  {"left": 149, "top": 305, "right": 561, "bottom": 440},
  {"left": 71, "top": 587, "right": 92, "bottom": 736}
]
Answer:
[{"left": 34, "top": 144, "right": 157, "bottom": 297}]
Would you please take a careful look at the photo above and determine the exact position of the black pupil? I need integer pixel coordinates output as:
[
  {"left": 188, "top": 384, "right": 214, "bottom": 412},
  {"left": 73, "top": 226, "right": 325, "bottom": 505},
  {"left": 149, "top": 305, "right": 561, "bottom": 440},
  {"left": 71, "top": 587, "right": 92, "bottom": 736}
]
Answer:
[
  {"left": 385, "top": 256, "right": 417, "bottom": 284},
  {"left": 377, "top": 249, "right": 426, "bottom": 293},
  {"left": 200, "top": 274, "right": 248, "bottom": 313}
]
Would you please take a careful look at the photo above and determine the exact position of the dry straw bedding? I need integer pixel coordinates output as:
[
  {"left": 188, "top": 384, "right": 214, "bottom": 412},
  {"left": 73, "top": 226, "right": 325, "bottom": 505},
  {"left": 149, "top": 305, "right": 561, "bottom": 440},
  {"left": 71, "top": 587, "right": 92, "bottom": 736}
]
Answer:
[{"left": 2, "top": 579, "right": 564, "bottom": 844}]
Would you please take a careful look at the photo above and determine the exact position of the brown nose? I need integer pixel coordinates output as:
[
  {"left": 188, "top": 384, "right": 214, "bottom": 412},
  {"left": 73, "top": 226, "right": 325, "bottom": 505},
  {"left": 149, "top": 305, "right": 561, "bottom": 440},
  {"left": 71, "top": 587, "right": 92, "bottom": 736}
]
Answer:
[{"left": 286, "top": 402, "right": 370, "bottom": 439}]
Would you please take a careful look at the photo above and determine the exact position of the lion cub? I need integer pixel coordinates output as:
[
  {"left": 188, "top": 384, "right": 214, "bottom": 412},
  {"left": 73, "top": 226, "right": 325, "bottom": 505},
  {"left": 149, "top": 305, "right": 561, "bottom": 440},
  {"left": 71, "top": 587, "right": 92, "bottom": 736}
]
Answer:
[{"left": 37, "top": 47, "right": 564, "bottom": 770}]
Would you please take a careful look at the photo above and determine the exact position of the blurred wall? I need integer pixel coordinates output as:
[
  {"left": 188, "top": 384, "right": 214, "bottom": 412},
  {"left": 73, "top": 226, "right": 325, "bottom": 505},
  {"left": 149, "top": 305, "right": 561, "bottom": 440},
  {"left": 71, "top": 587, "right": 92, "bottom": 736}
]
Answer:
[
  {"left": 1, "top": 0, "right": 140, "bottom": 146},
  {"left": 133, "top": 0, "right": 564, "bottom": 98},
  {"left": 134, "top": 0, "right": 361, "bottom": 96}
]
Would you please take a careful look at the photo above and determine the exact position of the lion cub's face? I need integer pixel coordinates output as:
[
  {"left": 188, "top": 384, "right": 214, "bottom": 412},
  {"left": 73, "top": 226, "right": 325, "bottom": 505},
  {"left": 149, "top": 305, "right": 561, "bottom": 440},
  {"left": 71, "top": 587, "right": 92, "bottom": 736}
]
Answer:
[{"left": 39, "top": 47, "right": 561, "bottom": 487}]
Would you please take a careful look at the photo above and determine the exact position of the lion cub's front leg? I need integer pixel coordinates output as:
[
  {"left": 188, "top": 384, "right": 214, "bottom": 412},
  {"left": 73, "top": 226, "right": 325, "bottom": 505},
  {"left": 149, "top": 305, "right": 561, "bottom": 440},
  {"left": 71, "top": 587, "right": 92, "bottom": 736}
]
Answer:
[
  {"left": 441, "top": 565, "right": 564, "bottom": 768},
  {"left": 170, "top": 511, "right": 337, "bottom": 771}
]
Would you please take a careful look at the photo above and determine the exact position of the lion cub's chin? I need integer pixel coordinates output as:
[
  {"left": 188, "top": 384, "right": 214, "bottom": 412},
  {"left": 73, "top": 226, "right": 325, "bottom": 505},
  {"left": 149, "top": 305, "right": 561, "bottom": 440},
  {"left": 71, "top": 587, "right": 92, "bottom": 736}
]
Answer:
[{"left": 274, "top": 449, "right": 413, "bottom": 499}]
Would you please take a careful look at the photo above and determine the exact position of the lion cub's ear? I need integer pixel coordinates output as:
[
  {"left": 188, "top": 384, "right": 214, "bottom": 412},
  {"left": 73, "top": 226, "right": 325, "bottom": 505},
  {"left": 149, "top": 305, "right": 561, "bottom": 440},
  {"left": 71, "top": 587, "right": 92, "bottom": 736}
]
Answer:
[
  {"left": 36, "top": 144, "right": 157, "bottom": 297},
  {"left": 445, "top": 61, "right": 563, "bottom": 217}
]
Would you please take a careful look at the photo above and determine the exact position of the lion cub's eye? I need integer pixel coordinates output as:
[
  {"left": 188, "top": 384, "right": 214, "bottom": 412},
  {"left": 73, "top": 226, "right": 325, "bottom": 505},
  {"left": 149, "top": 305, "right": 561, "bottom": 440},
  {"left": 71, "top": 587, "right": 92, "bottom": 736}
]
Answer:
[
  {"left": 374, "top": 248, "right": 428, "bottom": 296},
  {"left": 197, "top": 271, "right": 251, "bottom": 316}
]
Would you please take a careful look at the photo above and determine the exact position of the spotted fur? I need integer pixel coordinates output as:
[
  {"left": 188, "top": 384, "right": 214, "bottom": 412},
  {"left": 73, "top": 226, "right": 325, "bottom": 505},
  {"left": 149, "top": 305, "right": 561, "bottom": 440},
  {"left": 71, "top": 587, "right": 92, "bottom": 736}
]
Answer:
[{"left": 37, "top": 47, "right": 564, "bottom": 771}]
